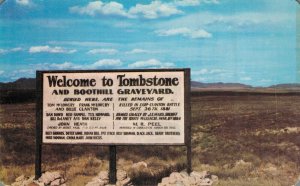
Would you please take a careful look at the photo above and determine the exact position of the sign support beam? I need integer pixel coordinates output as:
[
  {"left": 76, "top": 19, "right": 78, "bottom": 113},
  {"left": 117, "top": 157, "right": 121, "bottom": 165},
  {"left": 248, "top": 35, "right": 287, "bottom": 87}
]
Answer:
[
  {"left": 35, "top": 143, "right": 42, "bottom": 179},
  {"left": 109, "top": 145, "right": 117, "bottom": 184},
  {"left": 185, "top": 69, "right": 192, "bottom": 174},
  {"left": 35, "top": 71, "right": 43, "bottom": 179},
  {"left": 187, "top": 143, "right": 192, "bottom": 174}
]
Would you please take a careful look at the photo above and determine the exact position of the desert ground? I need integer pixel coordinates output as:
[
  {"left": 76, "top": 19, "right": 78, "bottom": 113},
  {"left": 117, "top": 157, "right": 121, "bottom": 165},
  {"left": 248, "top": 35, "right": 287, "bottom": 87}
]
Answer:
[{"left": 0, "top": 92, "right": 299, "bottom": 185}]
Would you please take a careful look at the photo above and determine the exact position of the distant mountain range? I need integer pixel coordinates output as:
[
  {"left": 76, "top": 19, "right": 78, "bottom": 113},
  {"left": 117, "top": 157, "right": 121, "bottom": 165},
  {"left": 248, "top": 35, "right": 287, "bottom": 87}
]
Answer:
[
  {"left": 0, "top": 78, "right": 36, "bottom": 90},
  {"left": 1, "top": 78, "right": 300, "bottom": 90},
  {"left": 269, "top": 83, "right": 300, "bottom": 89},
  {"left": 0, "top": 78, "right": 36, "bottom": 103},
  {"left": 191, "top": 81, "right": 252, "bottom": 89},
  {"left": 1, "top": 78, "right": 300, "bottom": 103}
]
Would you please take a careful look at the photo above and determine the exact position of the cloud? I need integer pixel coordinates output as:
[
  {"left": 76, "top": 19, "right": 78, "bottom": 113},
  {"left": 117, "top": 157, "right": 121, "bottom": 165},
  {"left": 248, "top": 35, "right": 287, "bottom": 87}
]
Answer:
[
  {"left": 6, "top": 59, "right": 124, "bottom": 81},
  {"left": 206, "top": 0, "right": 220, "bottom": 4},
  {"left": 7, "top": 69, "right": 35, "bottom": 81},
  {"left": 45, "top": 59, "right": 123, "bottom": 70},
  {"left": 30, "top": 19, "right": 70, "bottom": 28},
  {"left": 113, "top": 22, "right": 132, "bottom": 28},
  {"left": 155, "top": 27, "right": 212, "bottom": 39},
  {"left": 29, "top": 45, "right": 77, "bottom": 54},
  {"left": 174, "top": 0, "right": 200, "bottom": 6},
  {"left": 70, "top": 1, "right": 130, "bottom": 17},
  {"left": 15, "top": 0, "right": 30, "bottom": 6},
  {"left": 49, "top": 62, "right": 80, "bottom": 70},
  {"left": 128, "top": 1, "right": 183, "bottom": 19},
  {"left": 87, "top": 48, "right": 118, "bottom": 55},
  {"left": 174, "top": 0, "right": 219, "bottom": 6},
  {"left": 27, "top": 62, "right": 82, "bottom": 71},
  {"left": 125, "top": 49, "right": 153, "bottom": 54},
  {"left": 259, "top": 79, "right": 272, "bottom": 83},
  {"left": 192, "top": 69, "right": 224, "bottom": 75},
  {"left": 191, "top": 69, "right": 230, "bottom": 83},
  {"left": 14, "top": 69, "right": 35, "bottom": 75},
  {"left": 70, "top": 1, "right": 182, "bottom": 19},
  {"left": 33, "top": 60, "right": 122, "bottom": 70},
  {"left": 92, "top": 59, "right": 122, "bottom": 68},
  {"left": 100, "top": 2, "right": 129, "bottom": 17},
  {"left": 70, "top": 0, "right": 221, "bottom": 19},
  {"left": 0, "top": 47, "right": 23, "bottom": 54},
  {"left": 128, "top": 59, "right": 175, "bottom": 68},
  {"left": 10, "top": 47, "right": 22, "bottom": 52},
  {"left": 241, "top": 77, "right": 252, "bottom": 81},
  {"left": 158, "top": 11, "right": 293, "bottom": 34},
  {"left": 49, "top": 41, "right": 117, "bottom": 47}
]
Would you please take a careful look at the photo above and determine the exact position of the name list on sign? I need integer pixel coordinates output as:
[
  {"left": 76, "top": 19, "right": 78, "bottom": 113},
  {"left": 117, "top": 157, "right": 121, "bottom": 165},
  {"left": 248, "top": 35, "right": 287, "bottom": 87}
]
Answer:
[{"left": 42, "top": 71, "right": 186, "bottom": 144}]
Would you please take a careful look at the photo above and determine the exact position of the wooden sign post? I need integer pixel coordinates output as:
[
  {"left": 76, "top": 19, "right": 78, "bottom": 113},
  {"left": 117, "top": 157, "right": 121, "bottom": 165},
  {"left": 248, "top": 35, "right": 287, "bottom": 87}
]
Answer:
[
  {"left": 109, "top": 145, "right": 117, "bottom": 184},
  {"left": 36, "top": 69, "right": 191, "bottom": 183}
]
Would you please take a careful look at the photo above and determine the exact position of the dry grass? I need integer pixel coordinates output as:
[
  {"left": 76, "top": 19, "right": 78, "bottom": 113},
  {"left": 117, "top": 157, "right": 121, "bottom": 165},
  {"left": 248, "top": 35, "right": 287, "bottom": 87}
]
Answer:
[
  {"left": 0, "top": 165, "right": 34, "bottom": 183},
  {"left": 0, "top": 93, "right": 300, "bottom": 185},
  {"left": 218, "top": 178, "right": 286, "bottom": 186}
]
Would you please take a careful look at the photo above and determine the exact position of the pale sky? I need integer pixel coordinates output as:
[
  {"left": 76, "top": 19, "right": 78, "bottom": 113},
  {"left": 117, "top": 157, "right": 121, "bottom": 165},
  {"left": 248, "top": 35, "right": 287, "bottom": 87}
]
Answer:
[{"left": 0, "top": 0, "right": 299, "bottom": 86}]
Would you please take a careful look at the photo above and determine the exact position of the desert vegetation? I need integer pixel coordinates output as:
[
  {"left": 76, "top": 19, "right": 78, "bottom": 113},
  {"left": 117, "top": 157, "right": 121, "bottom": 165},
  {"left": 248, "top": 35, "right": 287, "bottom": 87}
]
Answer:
[{"left": 0, "top": 92, "right": 299, "bottom": 185}]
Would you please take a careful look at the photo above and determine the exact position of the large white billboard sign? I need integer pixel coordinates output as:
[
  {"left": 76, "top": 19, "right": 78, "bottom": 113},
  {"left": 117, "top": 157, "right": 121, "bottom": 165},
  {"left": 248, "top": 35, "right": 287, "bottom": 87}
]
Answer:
[{"left": 39, "top": 69, "right": 190, "bottom": 145}]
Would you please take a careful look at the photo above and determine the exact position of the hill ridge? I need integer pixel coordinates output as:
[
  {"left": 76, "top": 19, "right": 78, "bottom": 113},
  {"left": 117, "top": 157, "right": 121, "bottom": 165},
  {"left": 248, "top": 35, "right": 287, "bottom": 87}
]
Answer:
[{"left": 1, "top": 78, "right": 300, "bottom": 91}]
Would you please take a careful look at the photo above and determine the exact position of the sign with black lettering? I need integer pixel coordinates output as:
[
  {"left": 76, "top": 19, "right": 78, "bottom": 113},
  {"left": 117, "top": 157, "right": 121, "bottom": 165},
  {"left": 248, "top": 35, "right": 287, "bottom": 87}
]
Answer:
[{"left": 37, "top": 69, "right": 190, "bottom": 145}]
